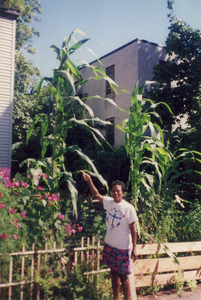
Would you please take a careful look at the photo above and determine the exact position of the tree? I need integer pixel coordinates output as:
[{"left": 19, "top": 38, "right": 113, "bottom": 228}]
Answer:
[
  {"left": 150, "top": 1, "right": 201, "bottom": 132},
  {"left": 147, "top": 0, "right": 201, "bottom": 202}
]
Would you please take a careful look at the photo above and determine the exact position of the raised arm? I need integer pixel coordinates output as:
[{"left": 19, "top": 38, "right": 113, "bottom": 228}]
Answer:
[{"left": 80, "top": 171, "right": 104, "bottom": 203}]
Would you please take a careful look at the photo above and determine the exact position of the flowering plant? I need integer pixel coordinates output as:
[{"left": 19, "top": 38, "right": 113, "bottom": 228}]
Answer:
[{"left": 0, "top": 167, "right": 83, "bottom": 256}]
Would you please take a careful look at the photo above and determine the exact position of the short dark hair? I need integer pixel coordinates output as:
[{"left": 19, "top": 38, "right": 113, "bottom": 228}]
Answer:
[{"left": 110, "top": 180, "right": 125, "bottom": 193}]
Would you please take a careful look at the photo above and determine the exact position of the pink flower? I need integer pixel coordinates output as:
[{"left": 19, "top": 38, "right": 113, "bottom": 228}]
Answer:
[
  {"left": 13, "top": 234, "right": 18, "bottom": 240},
  {"left": 48, "top": 269, "right": 53, "bottom": 274},
  {"left": 0, "top": 232, "right": 8, "bottom": 239},
  {"left": 72, "top": 229, "right": 76, "bottom": 234},
  {"left": 58, "top": 212, "right": 63, "bottom": 219},
  {"left": 42, "top": 173, "right": 48, "bottom": 179},
  {"left": 52, "top": 193, "right": 60, "bottom": 201},
  {"left": 14, "top": 181, "right": 20, "bottom": 187},
  {"left": 0, "top": 193, "right": 2, "bottom": 198},
  {"left": 56, "top": 277, "right": 58, "bottom": 280},
  {"left": 27, "top": 174, "right": 30, "bottom": 178},
  {"left": 78, "top": 226, "right": 83, "bottom": 232},
  {"left": 0, "top": 203, "right": 5, "bottom": 208},
  {"left": 1, "top": 167, "right": 10, "bottom": 178},
  {"left": 17, "top": 223, "right": 21, "bottom": 228},
  {"left": 149, "top": 236, "right": 153, "bottom": 240},
  {"left": 21, "top": 180, "right": 28, "bottom": 187},
  {"left": 10, "top": 221, "right": 14, "bottom": 225},
  {"left": 37, "top": 186, "right": 44, "bottom": 190},
  {"left": 65, "top": 224, "right": 71, "bottom": 235},
  {"left": 137, "top": 287, "right": 140, "bottom": 291},
  {"left": 9, "top": 208, "right": 15, "bottom": 213},
  {"left": 21, "top": 211, "right": 26, "bottom": 218},
  {"left": 50, "top": 280, "right": 53, "bottom": 283},
  {"left": 62, "top": 286, "right": 65, "bottom": 289},
  {"left": 140, "top": 272, "right": 144, "bottom": 277},
  {"left": 6, "top": 181, "right": 13, "bottom": 188}
]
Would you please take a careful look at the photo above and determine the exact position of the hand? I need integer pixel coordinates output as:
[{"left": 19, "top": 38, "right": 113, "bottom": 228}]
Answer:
[
  {"left": 132, "top": 247, "right": 137, "bottom": 262},
  {"left": 80, "top": 170, "right": 91, "bottom": 182}
]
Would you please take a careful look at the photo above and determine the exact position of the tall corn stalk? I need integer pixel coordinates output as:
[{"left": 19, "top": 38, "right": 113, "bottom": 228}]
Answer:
[
  {"left": 24, "top": 29, "right": 126, "bottom": 216},
  {"left": 117, "top": 84, "right": 172, "bottom": 209}
]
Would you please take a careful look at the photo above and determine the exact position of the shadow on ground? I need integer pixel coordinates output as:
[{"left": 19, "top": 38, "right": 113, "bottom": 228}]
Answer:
[{"left": 137, "top": 284, "right": 201, "bottom": 300}]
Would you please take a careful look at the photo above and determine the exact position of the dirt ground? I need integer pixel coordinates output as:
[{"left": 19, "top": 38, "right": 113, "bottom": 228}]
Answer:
[{"left": 137, "top": 284, "right": 201, "bottom": 300}]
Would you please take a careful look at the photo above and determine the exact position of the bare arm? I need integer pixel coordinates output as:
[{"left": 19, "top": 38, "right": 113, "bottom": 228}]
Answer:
[
  {"left": 129, "top": 222, "right": 137, "bottom": 262},
  {"left": 80, "top": 170, "right": 104, "bottom": 203}
]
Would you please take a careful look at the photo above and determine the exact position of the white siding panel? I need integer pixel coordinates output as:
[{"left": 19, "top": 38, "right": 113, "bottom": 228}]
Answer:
[
  {"left": 0, "top": 15, "right": 16, "bottom": 170},
  {"left": 0, "top": 45, "right": 12, "bottom": 53}
]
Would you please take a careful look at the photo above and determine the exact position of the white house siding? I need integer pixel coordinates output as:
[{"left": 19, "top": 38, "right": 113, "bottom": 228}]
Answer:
[
  {"left": 0, "top": 10, "right": 17, "bottom": 170},
  {"left": 81, "top": 38, "right": 170, "bottom": 146}
]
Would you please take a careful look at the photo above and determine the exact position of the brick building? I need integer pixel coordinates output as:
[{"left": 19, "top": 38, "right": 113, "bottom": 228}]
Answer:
[{"left": 81, "top": 38, "right": 171, "bottom": 146}]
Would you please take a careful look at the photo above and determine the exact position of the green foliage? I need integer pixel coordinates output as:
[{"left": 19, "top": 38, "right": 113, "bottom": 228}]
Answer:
[
  {"left": 117, "top": 83, "right": 173, "bottom": 208},
  {"left": 0, "top": 0, "right": 42, "bottom": 53},
  {"left": 24, "top": 29, "right": 125, "bottom": 216},
  {"left": 26, "top": 253, "right": 112, "bottom": 299},
  {"left": 149, "top": 0, "right": 201, "bottom": 202},
  {"left": 116, "top": 84, "right": 201, "bottom": 244},
  {"left": 0, "top": 169, "right": 72, "bottom": 256},
  {"left": 2, "top": 0, "right": 43, "bottom": 174}
]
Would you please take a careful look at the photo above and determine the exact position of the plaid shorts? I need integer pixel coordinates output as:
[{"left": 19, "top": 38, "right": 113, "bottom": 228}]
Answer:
[{"left": 102, "top": 243, "right": 131, "bottom": 274}]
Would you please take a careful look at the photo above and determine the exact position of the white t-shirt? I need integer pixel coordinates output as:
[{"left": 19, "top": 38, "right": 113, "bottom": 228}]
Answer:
[{"left": 103, "top": 196, "right": 138, "bottom": 250}]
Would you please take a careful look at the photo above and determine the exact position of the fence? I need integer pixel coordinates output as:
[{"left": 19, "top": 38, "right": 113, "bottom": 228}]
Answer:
[{"left": 0, "top": 238, "right": 201, "bottom": 300}]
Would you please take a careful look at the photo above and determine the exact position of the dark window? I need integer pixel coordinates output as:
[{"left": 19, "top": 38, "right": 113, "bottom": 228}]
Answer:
[
  {"left": 106, "top": 65, "right": 115, "bottom": 99},
  {"left": 106, "top": 117, "right": 115, "bottom": 146}
]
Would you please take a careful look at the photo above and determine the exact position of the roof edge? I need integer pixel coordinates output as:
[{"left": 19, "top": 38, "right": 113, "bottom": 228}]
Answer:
[
  {"left": 0, "top": 5, "right": 20, "bottom": 20},
  {"left": 88, "top": 38, "right": 165, "bottom": 66}
]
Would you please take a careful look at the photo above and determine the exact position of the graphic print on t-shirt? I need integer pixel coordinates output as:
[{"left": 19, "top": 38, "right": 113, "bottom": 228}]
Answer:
[{"left": 107, "top": 207, "right": 125, "bottom": 229}]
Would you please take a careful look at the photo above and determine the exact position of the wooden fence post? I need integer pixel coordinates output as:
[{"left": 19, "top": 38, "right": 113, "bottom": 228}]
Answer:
[
  {"left": 30, "top": 244, "right": 35, "bottom": 300},
  {"left": 36, "top": 251, "right": 41, "bottom": 300},
  {"left": 8, "top": 256, "right": 13, "bottom": 300},
  {"left": 81, "top": 237, "right": 84, "bottom": 264},
  {"left": 68, "top": 240, "right": 71, "bottom": 275},
  {"left": 20, "top": 244, "right": 25, "bottom": 300}
]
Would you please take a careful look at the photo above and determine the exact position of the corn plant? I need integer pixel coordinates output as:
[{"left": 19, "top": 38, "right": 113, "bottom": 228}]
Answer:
[
  {"left": 23, "top": 29, "right": 125, "bottom": 216},
  {"left": 116, "top": 83, "right": 172, "bottom": 208}
]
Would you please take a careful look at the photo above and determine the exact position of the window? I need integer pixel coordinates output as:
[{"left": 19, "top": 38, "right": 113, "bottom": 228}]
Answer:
[
  {"left": 106, "top": 65, "right": 115, "bottom": 99},
  {"left": 106, "top": 117, "right": 115, "bottom": 146}
]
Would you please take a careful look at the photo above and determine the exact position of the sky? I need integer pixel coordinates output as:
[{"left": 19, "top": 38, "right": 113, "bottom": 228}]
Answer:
[{"left": 25, "top": 0, "right": 201, "bottom": 77}]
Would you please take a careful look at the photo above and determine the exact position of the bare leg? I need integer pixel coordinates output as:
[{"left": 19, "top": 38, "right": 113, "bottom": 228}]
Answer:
[
  {"left": 111, "top": 271, "right": 121, "bottom": 300},
  {"left": 119, "top": 273, "right": 130, "bottom": 300}
]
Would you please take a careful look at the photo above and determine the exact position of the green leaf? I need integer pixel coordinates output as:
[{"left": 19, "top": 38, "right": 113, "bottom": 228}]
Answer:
[
  {"left": 68, "top": 145, "right": 108, "bottom": 192},
  {"left": 69, "top": 38, "right": 90, "bottom": 54},
  {"left": 41, "top": 139, "right": 49, "bottom": 159},
  {"left": 41, "top": 116, "right": 49, "bottom": 142}
]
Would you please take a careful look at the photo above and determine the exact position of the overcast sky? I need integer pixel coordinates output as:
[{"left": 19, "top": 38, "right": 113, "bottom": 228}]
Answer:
[{"left": 25, "top": 0, "right": 201, "bottom": 77}]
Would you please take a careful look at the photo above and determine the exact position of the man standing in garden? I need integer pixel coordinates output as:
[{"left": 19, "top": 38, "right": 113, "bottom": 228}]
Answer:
[{"left": 80, "top": 171, "right": 138, "bottom": 300}]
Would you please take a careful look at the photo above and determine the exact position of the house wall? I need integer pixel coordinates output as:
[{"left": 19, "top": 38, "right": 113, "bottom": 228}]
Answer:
[
  {"left": 0, "top": 7, "right": 19, "bottom": 170},
  {"left": 81, "top": 38, "right": 170, "bottom": 146}
]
